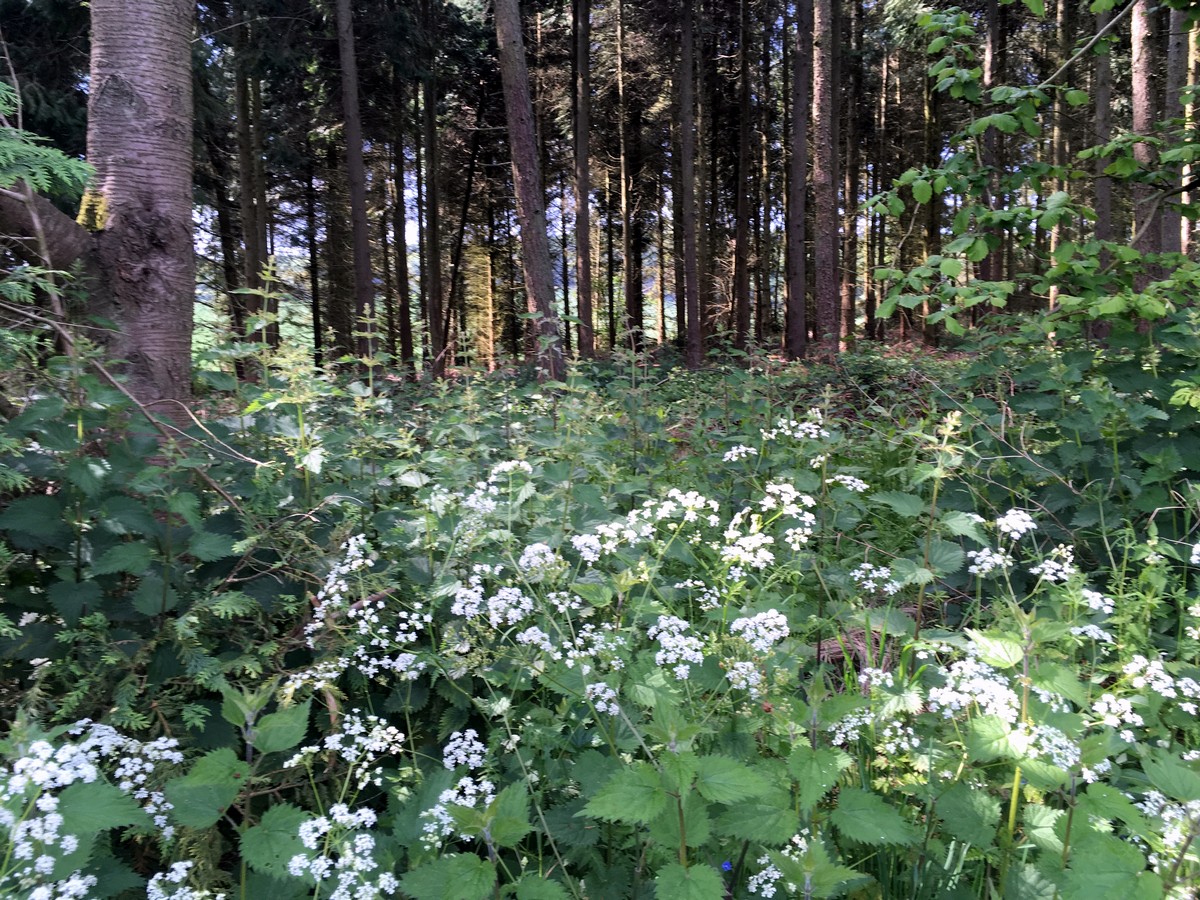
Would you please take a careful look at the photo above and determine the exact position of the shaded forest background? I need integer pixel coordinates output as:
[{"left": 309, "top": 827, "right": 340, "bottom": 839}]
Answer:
[{"left": 0, "top": 0, "right": 1194, "bottom": 381}]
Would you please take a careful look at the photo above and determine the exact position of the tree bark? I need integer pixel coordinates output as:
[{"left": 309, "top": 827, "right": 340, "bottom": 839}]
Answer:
[
  {"left": 1131, "top": 0, "right": 1161, "bottom": 278},
  {"left": 493, "top": 0, "right": 564, "bottom": 380},
  {"left": 786, "top": 0, "right": 812, "bottom": 359},
  {"left": 1164, "top": 7, "right": 1187, "bottom": 255},
  {"left": 812, "top": 0, "right": 838, "bottom": 347},
  {"left": 680, "top": 0, "right": 702, "bottom": 368},
  {"left": 733, "top": 0, "right": 753, "bottom": 350},
  {"left": 80, "top": 0, "right": 195, "bottom": 408},
  {"left": 334, "top": 0, "right": 376, "bottom": 359},
  {"left": 573, "top": 0, "right": 595, "bottom": 357}
]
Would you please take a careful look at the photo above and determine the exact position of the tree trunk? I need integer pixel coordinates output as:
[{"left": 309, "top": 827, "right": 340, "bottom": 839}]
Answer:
[
  {"left": 81, "top": 0, "right": 195, "bottom": 407},
  {"left": 1164, "top": 7, "right": 1187, "bottom": 255},
  {"left": 334, "top": 0, "right": 375, "bottom": 360},
  {"left": 393, "top": 85, "right": 415, "bottom": 371},
  {"left": 1132, "top": 0, "right": 1161, "bottom": 278},
  {"left": 573, "top": 0, "right": 595, "bottom": 357},
  {"left": 616, "top": 0, "right": 644, "bottom": 349},
  {"left": 733, "top": 0, "right": 753, "bottom": 350},
  {"left": 841, "top": 0, "right": 861, "bottom": 345},
  {"left": 786, "top": 0, "right": 812, "bottom": 359},
  {"left": 1094, "top": 9, "right": 1113, "bottom": 259},
  {"left": 812, "top": 0, "right": 838, "bottom": 347},
  {"left": 680, "top": 0, "right": 702, "bottom": 368},
  {"left": 494, "top": 0, "right": 565, "bottom": 380}
]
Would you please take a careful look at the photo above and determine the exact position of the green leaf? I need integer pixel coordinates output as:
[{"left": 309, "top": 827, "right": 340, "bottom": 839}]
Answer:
[
  {"left": 1003, "top": 863, "right": 1060, "bottom": 900},
  {"left": 912, "top": 180, "right": 933, "bottom": 204},
  {"left": 935, "top": 782, "right": 999, "bottom": 847},
  {"left": 940, "top": 510, "right": 987, "bottom": 544},
  {"left": 188, "top": 530, "right": 237, "bottom": 562},
  {"left": 91, "top": 542, "right": 154, "bottom": 576},
  {"left": 939, "top": 258, "right": 963, "bottom": 280},
  {"left": 583, "top": 762, "right": 668, "bottom": 824},
  {"left": 788, "top": 746, "right": 851, "bottom": 813},
  {"left": 693, "top": 755, "right": 769, "bottom": 804},
  {"left": 1143, "top": 754, "right": 1200, "bottom": 801},
  {"left": 713, "top": 795, "right": 799, "bottom": 844},
  {"left": 830, "top": 788, "right": 918, "bottom": 845},
  {"left": 648, "top": 793, "right": 711, "bottom": 848},
  {"left": 48, "top": 579, "right": 102, "bottom": 623},
  {"left": 514, "top": 875, "right": 570, "bottom": 900},
  {"left": 927, "top": 539, "right": 965, "bottom": 575},
  {"left": 164, "top": 747, "right": 245, "bottom": 829},
  {"left": 249, "top": 702, "right": 310, "bottom": 755},
  {"left": 872, "top": 491, "right": 926, "bottom": 518},
  {"left": 1062, "top": 832, "right": 1161, "bottom": 900},
  {"left": 401, "top": 855, "right": 497, "bottom": 900},
  {"left": 653, "top": 862, "right": 724, "bottom": 900},
  {"left": 57, "top": 780, "right": 151, "bottom": 834},
  {"left": 966, "top": 630, "right": 1024, "bottom": 668},
  {"left": 1064, "top": 89, "right": 1088, "bottom": 108},
  {"left": 132, "top": 575, "right": 179, "bottom": 616},
  {"left": 0, "top": 494, "right": 69, "bottom": 544},
  {"left": 487, "top": 782, "right": 532, "bottom": 848},
  {"left": 241, "top": 803, "right": 309, "bottom": 880},
  {"left": 966, "top": 716, "right": 1017, "bottom": 762},
  {"left": 967, "top": 237, "right": 990, "bottom": 262},
  {"left": 1022, "top": 0, "right": 1045, "bottom": 16}
]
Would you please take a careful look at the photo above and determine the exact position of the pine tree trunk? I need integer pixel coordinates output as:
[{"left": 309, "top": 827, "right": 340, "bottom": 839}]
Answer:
[
  {"left": 1132, "top": 0, "right": 1162, "bottom": 278},
  {"left": 494, "top": 0, "right": 564, "bottom": 380},
  {"left": 786, "top": 0, "right": 811, "bottom": 359},
  {"left": 812, "top": 0, "right": 838, "bottom": 347},
  {"left": 573, "top": 0, "right": 595, "bottom": 357},
  {"left": 680, "top": 0, "right": 702, "bottom": 368},
  {"left": 733, "top": 0, "right": 753, "bottom": 350}
]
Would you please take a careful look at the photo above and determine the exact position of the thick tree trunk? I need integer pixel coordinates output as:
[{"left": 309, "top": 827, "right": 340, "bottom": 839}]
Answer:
[
  {"left": 334, "top": 0, "right": 376, "bottom": 359},
  {"left": 494, "top": 0, "right": 564, "bottom": 380},
  {"left": 811, "top": 0, "right": 838, "bottom": 347},
  {"left": 82, "top": 0, "right": 195, "bottom": 408},
  {"left": 786, "top": 0, "right": 812, "bottom": 359}
]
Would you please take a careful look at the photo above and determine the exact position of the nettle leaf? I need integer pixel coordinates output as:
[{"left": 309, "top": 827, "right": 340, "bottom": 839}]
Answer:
[
  {"left": 1023, "top": 805, "right": 1063, "bottom": 854},
  {"left": 164, "top": 747, "right": 245, "bottom": 829},
  {"left": 486, "top": 782, "right": 533, "bottom": 848},
  {"left": 513, "top": 874, "right": 570, "bottom": 900},
  {"left": 188, "top": 530, "right": 237, "bottom": 562},
  {"left": 1062, "top": 832, "right": 1161, "bottom": 900},
  {"left": 250, "top": 702, "right": 310, "bottom": 755},
  {"left": 926, "top": 539, "right": 964, "bottom": 575},
  {"left": 693, "top": 755, "right": 769, "bottom": 804},
  {"left": 583, "top": 762, "right": 668, "bottom": 824},
  {"left": 48, "top": 579, "right": 102, "bottom": 623},
  {"left": 1143, "top": 754, "right": 1200, "bottom": 802},
  {"left": 91, "top": 541, "right": 154, "bottom": 576},
  {"left": 58, "top": 780, "right": 151, "bottom": 834},
  {"left": 713, "top": 793, "right": 798, "bottom": 844},
  {"left": 788, "top": 746, "right": 851, "bottom": 813},
  {"left": 935, "top": 782, "right": 999, "bottom": 848},
  {"left": 966, "top": 716, "right": 1017, "bottom": 762},
  {"left": 241, "top": 803, "right": 309, "bottom": 880},
  {"left": 0, "top": 494, "right": 69, "bottom": 545},
  {"left": 400, "top": 855, "right": 496, "bottom": 900},
  {"left": 1003, "top": 863, "right": 1059, "bottom": 900},
  {"left": 649, "top": 792, "right": 711, "bottom": 849},
  {"left": 770, "top": 840, "right": 871, "bottom": 898},
  {"left": 830, "top": 788, "right": 918, "bottom": 846},
  {"left": 653, "top": 862, "right": 724, "bottom": 900}
]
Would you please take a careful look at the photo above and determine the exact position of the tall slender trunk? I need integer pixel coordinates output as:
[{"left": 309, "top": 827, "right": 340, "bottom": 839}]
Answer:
[
  {"left": 812, "top": 0, "right": 838, "bottom": 347},
  {"left": 979, "top": 0, "right": 1002, "bottom": 286},
  {"left": 1164, "top": 7, "right": 1187, "bottom": 255},
  {"left": 335, "top": 0, "right": 375, "bottom": 360},
  {"left": 393, "top": 86, "right": 415, "bottom": 371},
  {"left": 786, "top": 0, "right": 812, "bottom": 359},
  {"left": 680, "top": 0, "right": 702, "bottom": 368},
  {"left": 422, "top": 0, "right": 445, "bottom": 372},
  {"left": 616, "top": 0, "right": 643, "bottom": 348},
  {"left": 840, "top": 0, "right": 860, "bottom": 344},
  {"left": 234, "top": 6, "right": 263, "bottom": 335},
  {"left": 1132, "top": 0, "right": 1162, "bottom": 281},
  {"left": 304, "top": 152, "right": 323, "bottom": 367},
  {"left": 494, "top": 0, "right": 565, "bottom": 379},
  {"left": 573, "top": 0, "right": 595, "bottom": 356},
  {"left": 733, "top": 0, "right": 753, "bottom": 350},
  {"left": 1093, "top": 8, "right": 1113, "bottom": 257}
]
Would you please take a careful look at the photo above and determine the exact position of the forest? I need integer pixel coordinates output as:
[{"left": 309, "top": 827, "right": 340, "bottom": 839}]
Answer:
[{"left": 1, "top": 0, "right": 1200, "bottom": 897}]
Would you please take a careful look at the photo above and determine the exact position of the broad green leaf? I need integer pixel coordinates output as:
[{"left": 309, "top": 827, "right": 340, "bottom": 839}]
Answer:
[
  {"left": 250, "top": 702, "right": 310, "bottom": 755},
  {"left": 693, "top": 755, "right": 768, "bottom": 804},
  {"left": 1062, "top": 832, "right": 1161, "bottom": 899},
  {"left": 1064, "top": 89, "right": 1088, "bottom": 107},
  {"left": 57, "top": 780, "right": 151, "bottom": 834},
  {"left": 0, "top": 494, "right": 68, "bottom": 544},
  {"left": 966, "top": 716, "right": 1016, "bottom": 762},
  {"left": 935, "top": 782, "right": 999, "bottom": 848},
  {"left": 486, "top": 782, "right": 532, "bottom": 848},
  {"left": 1022, "top": 0, "right": 1045, "bottom": 16},
  {"left": 830, "top": 788, "right": 918, "bottom": 845},
  {"left": 241, "top": 803, "right": 309, "bottom": 880},
  {"left": 653, "top": 862, "right": 724, "bottom": 900},
  {"left": 1023, "top": 804, "right": 1063, "bottom": 854},
  {"left": 401, "top": 855, "right": 496, "bottom": 900},
  {"left": 514, "top": 875, "right": 570, "bottom": 900},
  {"left": 188, "top": 530, "right": 237, "bottom": 562},
  {"left": 966, "top": 630, "right": 1024, "bottom": 668},
  {"left": 583, "top": 762, "right": 668, "bottom": 824},
  {"left": 1003, "top": 863, "right": 1059, "bottom": 900},
  {"left": 713, "top": 797, "right": 798, "bottom": 844},
  {"left": 648, "top": 793, "right": 711, "bottom": 848},
  {"left": 872, "top": 491, "right": 926, "bottom": 518},
  {"left": 770, "top": 840, "right": 871, "bottom": 898},
  {"left": 91, "top": 542, "right": 154, "bottom": 576},
  {"left": 912, "top": 180, "right": 933, "bottom": 204},
  {"left": 164, "top": 747, "right": 245, "bottom": 829},
  {"left": 1143, "top": 754, "right": 1200, "bottom": 801},
  {"left": 940, "top": 510, "right": 987, "bottom": 544},
  {"left": 939, "top": 258, "right": 963, "bottom": 280},
  {"left": 48, "top": 579, "right": 102, "bottom": 623},
  {"left": 927, "top": 539, "right": 965, "bottom": 575},
  {"left": 788, "top": 746, "right": 851, "bottom": 813},
  {"left": 132, "top": 575, "right": 180, "bottom": 616}
]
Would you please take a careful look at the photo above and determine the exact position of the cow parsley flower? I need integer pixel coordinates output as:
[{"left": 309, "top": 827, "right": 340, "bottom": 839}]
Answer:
[
  {"left": 730, "top": 610, "right": 789, "bottom": 654},
  {"left": 995, "top": 509, "right": 1037, "bottom": 540}
]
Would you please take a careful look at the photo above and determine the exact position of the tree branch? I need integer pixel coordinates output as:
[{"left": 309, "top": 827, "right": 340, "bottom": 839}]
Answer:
[{"left": 0, "top": 182, "right": 92, "bottom": 270}]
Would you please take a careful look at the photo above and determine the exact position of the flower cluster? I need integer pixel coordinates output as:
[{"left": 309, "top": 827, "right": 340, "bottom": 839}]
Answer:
[
  {"left": 928, "top": 657, "right": 1020, "bottom": 723},
  {"left": 305, "top": 535, "right": 375, "bottom": 647},
  {"left": 995, "top": 509, "right": 1037, "bottom": 540},
  {"left": 419, "top": 776, "right": 495, "bottom": 850},
  {"left": 851, "top": 563, "right": 900, "bottom": 595},
  {"left": 1028, "top": 544, "right": 1077, "bottom": 583},
  {"left": 286, "top": 711, "right": 406, "bottom": 791},
  {"left": 966, "top": 547, "right": 1013, "bottom": 576},
  {"left": 647, "top": 615, "right": 705, "bottom": 680},
  {"left": 730, "top": 610, "right": 790, "bottom": 654},
  {"left": 724, "top": 660, "right": 764, "bottom": 698},
  {"left": 442, "top": 730, "right": 486, "bottom": 770},
  {"left": 723, "top": 444, "right": 758, "bottom": 462},
  {"left": 760, "top": 409, "right": 830, "bottom": 442},
  {"left": 146, "top": 862, "right": 226, "bottom": 900},
  {"left": 826, "top": 474, "right": 869, "bottom": 493},
  {"left": 287, "top": 805, "right": 398, "bottom": 898}
]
